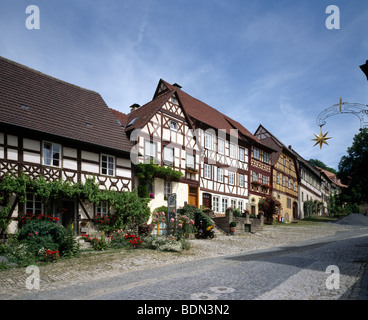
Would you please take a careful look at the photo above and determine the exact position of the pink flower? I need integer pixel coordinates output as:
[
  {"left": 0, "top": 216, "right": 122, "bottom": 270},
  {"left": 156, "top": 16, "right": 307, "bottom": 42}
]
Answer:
[
  {"left": 170, "top": 218, "right": 175, "bottom": 222},
  {"left": 34, "top": 232, "right": 38, "bottom": 235},
  {"left": 155, "top": 212, "right": 159, "bottom": 216},
  {"left": 29, "top": 233, "right": 33, "bottom": 237},
  {"left": 178, "top": 223, "right": 182, "bottom": 228}
]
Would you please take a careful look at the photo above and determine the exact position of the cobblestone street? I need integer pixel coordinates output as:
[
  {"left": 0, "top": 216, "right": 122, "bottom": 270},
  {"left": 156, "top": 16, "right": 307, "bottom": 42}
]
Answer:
[{"left": 1, "top": 222, "right": 367, "bottom": 300}]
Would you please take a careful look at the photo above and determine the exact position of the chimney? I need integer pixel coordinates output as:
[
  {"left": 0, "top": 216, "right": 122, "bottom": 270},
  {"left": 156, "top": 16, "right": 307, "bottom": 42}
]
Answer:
[{"left": 129, "top": 103, "right": 140, "bottom": 112}]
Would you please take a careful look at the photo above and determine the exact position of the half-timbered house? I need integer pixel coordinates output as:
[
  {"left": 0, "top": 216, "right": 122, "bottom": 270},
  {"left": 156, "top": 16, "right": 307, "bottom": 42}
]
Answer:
[
  {"left": 255, "top": 125, "right": 299, "bottom": 222},
  {"left": 0, "top": 57, "right": 133, "bottom": 235},
  {"left": 118, "top": 79, "right": 274, "bottom": 216}
]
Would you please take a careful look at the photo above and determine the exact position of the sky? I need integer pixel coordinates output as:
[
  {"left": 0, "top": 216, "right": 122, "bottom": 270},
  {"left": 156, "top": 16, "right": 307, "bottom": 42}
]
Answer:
[{"left": 1, "top": 0, "right": 368, "bottom": 170}]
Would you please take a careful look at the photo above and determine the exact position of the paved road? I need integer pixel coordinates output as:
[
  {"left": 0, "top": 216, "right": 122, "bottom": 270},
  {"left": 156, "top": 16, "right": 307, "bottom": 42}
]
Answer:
[{"left": 16, "top": 227, "right": 368, "bottom": 301}]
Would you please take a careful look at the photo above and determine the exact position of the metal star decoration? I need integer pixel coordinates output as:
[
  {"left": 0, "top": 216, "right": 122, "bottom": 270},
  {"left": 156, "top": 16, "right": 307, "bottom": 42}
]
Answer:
[{"left": 312, "top": 127, "right": 332, "bottom": 149}]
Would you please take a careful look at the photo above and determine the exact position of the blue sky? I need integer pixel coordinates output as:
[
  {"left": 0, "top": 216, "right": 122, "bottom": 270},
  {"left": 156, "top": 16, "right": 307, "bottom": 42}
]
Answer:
[{"left": 1, "top": 0, "right": 368, "bottom": 170}]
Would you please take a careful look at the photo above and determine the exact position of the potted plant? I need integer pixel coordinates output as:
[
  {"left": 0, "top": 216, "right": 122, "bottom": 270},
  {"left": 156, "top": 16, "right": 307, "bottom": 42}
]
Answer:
[{"left": 229, "top": 221, "right": 237, "bottom": 235}]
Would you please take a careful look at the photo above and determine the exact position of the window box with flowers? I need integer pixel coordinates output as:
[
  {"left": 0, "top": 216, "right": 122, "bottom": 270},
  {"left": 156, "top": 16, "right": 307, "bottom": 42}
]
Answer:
[
  {"left": 251, "top": 180, "right": 262, "bottom": 187},
  {"left": 185, "top": 166, "right": 198, "bottom": 174},
  {"left": 262, "top": 184, "right": 272, "bottom": 190}
]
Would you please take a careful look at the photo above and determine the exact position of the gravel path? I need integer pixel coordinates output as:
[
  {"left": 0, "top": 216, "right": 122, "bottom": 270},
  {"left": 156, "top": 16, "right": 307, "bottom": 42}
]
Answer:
[{"left": 0, "top": 221, "right": 363, "bottom": 300}]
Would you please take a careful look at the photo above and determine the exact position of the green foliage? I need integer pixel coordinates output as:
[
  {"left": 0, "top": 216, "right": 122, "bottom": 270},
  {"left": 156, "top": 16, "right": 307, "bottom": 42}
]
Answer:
[
  {"left": 90, "top": 236, "right": 108, "bottom": 251},
  {"left": 338, "top": 128, "right": 368, "bottom": 205},
  {"left": 309, "top": 159, "right": 337, "bottom": 175},
  {"left": 4, "top": 237, "right": 37, "bottom": 266},
  {"left": 154, "top": 206, "right": 168, "bottom": 215},
  {"left": 303, "top": 200, "right": 323, "bottom": 217},
  {"left": 258, "top": 196, "right": 282, "bottom": 220},
  {"left": 134, "top": 162, "right": 183, "bottom": 198},
  {"left": 143, "top": 235, "right": 190, "bottom": 252},
  {"left": 177, "top": 204, "right": 212, "bottom": 228},
  {"left": 60, "top": 225, "right": 80, "bottom": 258},
  {"left": 0, "top": 174, "right": 151, "bottom": 235},
  {"left": 17, "top": 219, "right": 67, "bottom": 260},
  {"left": 229, "top": 221, "right": 237, "bottom": 227}
]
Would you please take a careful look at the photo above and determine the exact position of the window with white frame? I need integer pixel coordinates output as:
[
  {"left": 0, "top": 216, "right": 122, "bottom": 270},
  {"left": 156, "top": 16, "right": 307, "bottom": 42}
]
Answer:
[
  {"left": 262, "top": 175, "right": 269, "bottom": 185},
  {"left": 221, "top": 198, "right": 228, "bottom": 213},
  {"left": 101, "top": 154, "right": 115, "bottom": 176},
  {"left": 288, "top": 178, "right": 291, "bottom": 189},
  {"left": 96, "top": 201, "right": 109, "bottom": 217},
  {"left": 218, "top": 139, "right": 224, "bottom": 154},
  {"left": 229, "top": 171, "right": 235, "bottom": 185},
  {"left": 218, "top": 168, "right": 224, "bottom": 182},
  {"left": 186, "top": 153, "right": 195, "bottom": 169},
  {"left": 204, "top": 164, "right": 211, "bottom": 179},
  {"left": 252, "top": 171, "right": 259, "bottom": 182},
  {"left": 164, "top": 181, "right": 171, "bottom": 200},
  {"left": 282, "top": 176, "right": 286, "bottom": 186},
  {"left": 231, "top": 199, "right": 237, "bottom": 208},
  {"left": 43, "top": 142, "right": 61, "bottom": 167},
  {"left": 277, "top": 172, "right": 280, "bottom": 184},
  {"left": 239, "top": 147, "right": 245, "bottom": 162},
  {"left": 213, "top": 196, "right": 220, "bottom": 213},
  {"left": 230, "top": 143, "right": 236, "bottom": 158},
  {"left": 264, "top": 152, "right": 270, "bottom": 164},
  {"left": 170, "top": 120, "right": 178, "bottom": 131},
  {"left": 144, "top": 140, "right": 157, "bottom": 162},
  {"left": 163, "top": 146, "right": 174, "bottom": 166},
  {"left": 238, "top": 201, "right": 244, "bottom": 212},
  {"left": 205, "top": 133, "right": 212, "bottom": 150},
  {"left": 239, "top": 174, "right": 244, "bottom": 187},
  {"left": 25, "top": 192, "right": 43, "bottom": 215},
  {"left": 253, "top": 147, "right": 260, "bottom": 160}
]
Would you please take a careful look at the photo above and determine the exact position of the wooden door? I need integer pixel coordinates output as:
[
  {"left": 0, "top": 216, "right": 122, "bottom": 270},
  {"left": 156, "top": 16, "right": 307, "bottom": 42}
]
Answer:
[
  {"left": 188, "top": 187, "right": 198, "bottom": 207},
  {"left": 202, "top": 193, "right": 211, "bottom": 210}
]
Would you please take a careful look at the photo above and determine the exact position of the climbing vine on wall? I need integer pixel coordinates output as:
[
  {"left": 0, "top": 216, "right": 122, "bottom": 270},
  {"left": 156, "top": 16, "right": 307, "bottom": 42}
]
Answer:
[
  {"left": 134, "top": 162, "right": 183, "bottom": 198},
  {"left": 0, "top": 173, "right": 150, "bottom": 235}
]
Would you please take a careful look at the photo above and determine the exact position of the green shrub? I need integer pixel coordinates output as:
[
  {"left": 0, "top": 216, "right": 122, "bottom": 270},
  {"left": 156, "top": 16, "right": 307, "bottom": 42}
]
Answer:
[
  {"left": 177, "top": 205, "right": 212, "bottom": 228},
  {"left": 59, "top": 225, "right": 80, "bottom": 258},
  {"left": 5, "top": 237, "right": 36, "bottom": 266},
  {"left": 17, "top": 219, "right": 67, "bottom": 260},
  {"left": 143, "top": 235, "right": 190, "bottom": 252},
  {"left": 91, "top": 236, "right": 108, "bottom": 251}
]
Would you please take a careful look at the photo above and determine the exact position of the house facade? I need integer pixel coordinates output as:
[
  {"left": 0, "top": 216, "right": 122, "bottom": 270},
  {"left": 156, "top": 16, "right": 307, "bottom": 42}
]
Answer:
[
  {"left": 255, "top": 125, "right": 299, "bottom": 222},
  {"left": 0, "top": 57, "right": 133, "bottom": 236},
  {"left": 290, "top": 149, "right": 323, "bottom": 219},
  {"left": 116, "top": 79, "right": 274, "bottom": 216}
]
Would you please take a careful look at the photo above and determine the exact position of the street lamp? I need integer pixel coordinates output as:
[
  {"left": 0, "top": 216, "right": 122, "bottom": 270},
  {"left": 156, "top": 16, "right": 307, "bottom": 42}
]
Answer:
[{"left": 360, "top": 60, "right": 368, "bottom": 80}]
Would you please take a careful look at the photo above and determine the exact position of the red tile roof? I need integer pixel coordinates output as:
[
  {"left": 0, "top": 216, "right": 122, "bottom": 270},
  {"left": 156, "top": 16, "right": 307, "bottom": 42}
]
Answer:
[
  {"left": 0, "top": 57, "right": 132, "bottom": 153},
  {"left": 122, "top": 79, "right": 270, "bottom": 149}
]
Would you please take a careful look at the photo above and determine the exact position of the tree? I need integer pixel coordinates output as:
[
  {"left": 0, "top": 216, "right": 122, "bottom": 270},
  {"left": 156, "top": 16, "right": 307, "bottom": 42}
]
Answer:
[
  {"left": 338, "top": 128, "right": 368, "bottom": 205},
  {"left": 309, "top": 159, "right": 337, "bottom": 175}
]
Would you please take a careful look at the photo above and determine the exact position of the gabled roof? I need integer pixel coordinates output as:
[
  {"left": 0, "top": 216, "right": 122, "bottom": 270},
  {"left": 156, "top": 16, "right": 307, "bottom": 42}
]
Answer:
[
  {"left": 139, "top": 79, "right": 271, "bottom": 150},
  {"left": 255, "top": 124, "right": 297, "bottom": 165},
  {"left": 0, "top": 57, "right": 132, "bottom": 154},
  {"left": 124, "top": 89, "right": 176, "bottom": 132},
  {"left": 316, "top": 167, "right": 347, "bottom": 188}
]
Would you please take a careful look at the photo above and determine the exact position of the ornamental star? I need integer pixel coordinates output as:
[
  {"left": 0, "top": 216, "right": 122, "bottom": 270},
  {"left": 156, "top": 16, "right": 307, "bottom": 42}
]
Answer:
[{"left": 312, "top": 127, "right": 332, "bottom": 149}]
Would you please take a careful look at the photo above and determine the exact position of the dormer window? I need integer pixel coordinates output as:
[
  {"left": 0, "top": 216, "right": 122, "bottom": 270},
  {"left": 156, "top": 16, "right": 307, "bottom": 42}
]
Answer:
[{"left": 170, "top": 120, "right": 178, "bottom": 131}]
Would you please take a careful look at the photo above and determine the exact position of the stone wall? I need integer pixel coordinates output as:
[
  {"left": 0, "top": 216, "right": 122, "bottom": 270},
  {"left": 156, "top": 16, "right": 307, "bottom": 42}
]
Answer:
[{"left": 212, "top": 208, "right": 264, "bottom": 235}]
